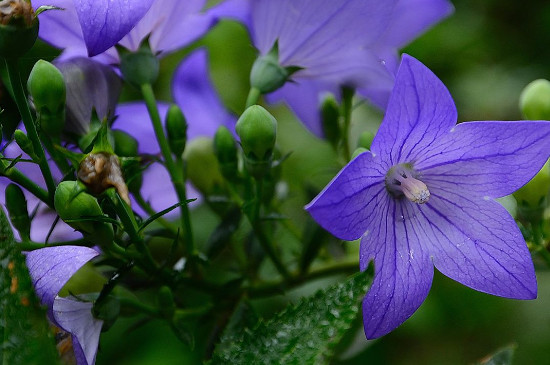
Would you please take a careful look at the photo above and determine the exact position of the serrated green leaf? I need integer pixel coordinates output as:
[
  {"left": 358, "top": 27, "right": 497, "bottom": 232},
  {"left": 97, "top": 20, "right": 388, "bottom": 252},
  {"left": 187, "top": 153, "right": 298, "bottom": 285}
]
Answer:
[
  {"left": 477, "top": 345, "right": 516, "bottom": 365},
  {"left": 0, "top": 207, "right": 59, "bottom": 365},
  {"left": 210, "top": 265, "right": 373, "bottom": 365}
]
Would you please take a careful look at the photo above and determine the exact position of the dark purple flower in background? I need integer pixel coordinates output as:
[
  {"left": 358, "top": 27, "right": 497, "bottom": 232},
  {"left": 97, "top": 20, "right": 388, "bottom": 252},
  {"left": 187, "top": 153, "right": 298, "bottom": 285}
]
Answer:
[
  {"left": 33, "top": 0, "right": 245, "bottom": 63},
  {"left": 306, "top": 55, "right": 550, "bottom": 339},
  {"left": 236, "top": 0, "right": 453, "bottom": 137},
  {"left": 26, "top": 246, "right": 101, "bottom": 365},
  {"left": 113, "top": 48, "right": 236, "bottom": 215}
]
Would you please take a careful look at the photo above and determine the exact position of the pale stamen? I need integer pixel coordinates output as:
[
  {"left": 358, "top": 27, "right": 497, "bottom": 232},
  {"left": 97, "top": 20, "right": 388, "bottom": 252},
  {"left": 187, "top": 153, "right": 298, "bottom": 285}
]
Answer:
[{"left": 385, "top": 165, "right": 430, "bottom": 204}]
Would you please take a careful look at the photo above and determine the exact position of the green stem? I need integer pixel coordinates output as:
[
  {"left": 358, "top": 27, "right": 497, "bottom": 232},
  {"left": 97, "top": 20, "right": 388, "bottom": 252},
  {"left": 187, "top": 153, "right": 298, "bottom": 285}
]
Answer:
[
  {"left": 0, "top": 154, "right": 51, "bottom": 207},
  {"left": 140, "top": 83, "right": 195, "bottom": 256},
  {"left": 4, "top": 58, "right": 56, "bottom": 203},
  {"left": 340, "top": 87, "right": 354, "bottom": 161},
  {"left": 245, "top": 87, "right": 261, "bottom": 108},
  {"left": 175, "top": 155, "right": 194, "bottom": 251},
  {"left": 42, "top": 136, "right": 71, "bottom": 176},
  {"left": 247, "top": 261, "right": 358, "bottom": 298}
]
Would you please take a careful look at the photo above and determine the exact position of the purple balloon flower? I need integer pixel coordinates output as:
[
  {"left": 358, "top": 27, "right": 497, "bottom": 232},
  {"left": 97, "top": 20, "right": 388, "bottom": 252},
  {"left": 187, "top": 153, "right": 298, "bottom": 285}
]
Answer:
[
  {"left": 26, "top": 246, "right": 102, "bottom": 365},
  {"left": 112, "top": 48, "right": 236, "bottom": 215},
  {"left": 306, "top": 54, "right": 550, "bottom": 339},
  {"left": 33, "top": 0, "right": 245, "bottom": 62},
  {"left": 235, "top": 0, "right": 453, "bottom": 137}
]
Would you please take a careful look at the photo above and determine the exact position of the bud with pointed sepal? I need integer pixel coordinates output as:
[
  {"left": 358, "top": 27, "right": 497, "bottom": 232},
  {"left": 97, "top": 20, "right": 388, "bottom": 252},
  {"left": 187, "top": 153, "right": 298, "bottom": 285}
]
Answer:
[
  {"left": 118, "top": 42, "right": 159, "bottom": 86},
  {"left": 165, "top": 105, "right": 187, "bottom": 157}
]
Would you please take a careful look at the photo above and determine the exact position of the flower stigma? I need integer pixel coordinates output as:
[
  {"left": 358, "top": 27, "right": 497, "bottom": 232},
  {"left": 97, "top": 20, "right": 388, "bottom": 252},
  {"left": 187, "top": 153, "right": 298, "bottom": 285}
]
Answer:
[{"left": 385, "top": 164, "right": 430, "bottom": 204}]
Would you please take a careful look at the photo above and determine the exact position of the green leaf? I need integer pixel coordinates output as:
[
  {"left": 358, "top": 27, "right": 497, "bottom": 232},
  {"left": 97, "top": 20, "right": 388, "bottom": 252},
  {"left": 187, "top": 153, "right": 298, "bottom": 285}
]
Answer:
[
  {"left": 476, "top": 344, "right": 516, "bottom": 365},
  {"left": 210, "top": 265, "right": 373, "bottom": 365},
  {"left": 0, "top": 207, "right": 59, "bottom": 365}
]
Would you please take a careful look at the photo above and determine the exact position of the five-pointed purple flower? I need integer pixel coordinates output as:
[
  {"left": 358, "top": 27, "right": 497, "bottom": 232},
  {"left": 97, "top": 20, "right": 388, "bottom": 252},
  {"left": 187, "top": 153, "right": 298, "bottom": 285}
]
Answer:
[{"left": 306, "top": 55, "right": 550, "bottom": 339}]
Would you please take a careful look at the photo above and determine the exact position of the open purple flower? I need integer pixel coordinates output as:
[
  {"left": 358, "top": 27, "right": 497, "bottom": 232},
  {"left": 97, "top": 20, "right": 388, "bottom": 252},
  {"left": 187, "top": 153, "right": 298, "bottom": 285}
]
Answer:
[
  {"left": 238, "top": 0, "right": 453, "bottom": 137},
  {"left": 306, "top": 54, "right": 550, "bottom": 339},
  {"left": 26, "top": 245, "right": 102, "bottom": 365},
  {"left": 113, "top": 48, "right": 235, "bottom": 215},
  {"left": 33, "top": 0, "right": 245, "bottom": 63}
]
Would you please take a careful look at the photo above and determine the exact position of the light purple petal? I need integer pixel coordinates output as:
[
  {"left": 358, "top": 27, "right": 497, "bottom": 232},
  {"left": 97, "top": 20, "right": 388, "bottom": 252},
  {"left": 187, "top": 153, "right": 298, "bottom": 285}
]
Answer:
[
  {"left": 25, "top": 246, "right": 99, "bottom": 308},
  {"left": 266, "top": 80, "right": 338, "bottom": 138},
  {"left": 361, "top": 196, "right": 433, "bottom": 339},
  {"left": 376, "top": 0, "right": 453, "bottom": 49},
  {"left": 305, "top": 151, "right": 386, "bottom": 241},
  {"left": 73, "top": 0, "right": 154, "bottom": 56},
  {"left": 207, "top": 0, "right": 251, "bottom": 25},
  {"left": 172, "top": 49, "right": 237, "bottom": 137},
  {"left": 370, "top": 54, "right": 457, "bottom": 170},
  {"left": 53, "top": 296, "right": 103, "bottom": 365},
  {"left": 417, "top": 190, "right": 537, "bottom": 299},
  {"left": 33, "top": 0, "right": 85, "bottom": 52},
  {"left": 417, "top": 121, "right": 550, "bottom": 198}
]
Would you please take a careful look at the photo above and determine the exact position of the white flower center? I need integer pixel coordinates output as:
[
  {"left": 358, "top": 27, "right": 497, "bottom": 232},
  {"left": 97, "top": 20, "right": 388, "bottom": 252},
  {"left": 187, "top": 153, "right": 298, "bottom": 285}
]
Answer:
[{"left": 385, "top": 164, "right": 430, "bottom": 204}]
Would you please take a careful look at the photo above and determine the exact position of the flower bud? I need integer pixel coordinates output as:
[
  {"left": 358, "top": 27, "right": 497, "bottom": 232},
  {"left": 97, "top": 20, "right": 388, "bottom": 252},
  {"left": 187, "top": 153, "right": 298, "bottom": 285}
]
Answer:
[
  {"left": 118, "top": 43, "right": 159, "bottom": 86},
  {"left": 236, "top": 105, "right": 277, "bottom": 178},
  {"left": 0, "top": 0, "right": 38, "bottom": 58},
  {"left": 5, "top": 183, "right": 31, "bottom": 239},
  {"left": 14, "top": 129, "right": 37, "bottom": 160},
  {"left": 27, "top": 60, "right": 66, "bottom": 138},
  {"left": 321, "top": 94, "right": 340, "bottom": 148},
  {"left": 357, "top": 131, "right": 375, "bottom": 150},
  {"left": 54, "top": 180, "right": 114, "bottom": 245},
  {"left": 157, "top": 286, "right": 175, "bottom": 320},
  {"left": 519, "top": 79, "right": 550, "bottom": 120},
  {"left": 165, "top": 105, "right": 187, "bottom": 156},
  {"left": 183, "top": 137, "right": 224, "bottom": 195},
  {"left": 214, "top": 126, "right": 238, "bottom": 180},
  {"left": 250, "top": 44, "right": 290, "bottom": 94}
]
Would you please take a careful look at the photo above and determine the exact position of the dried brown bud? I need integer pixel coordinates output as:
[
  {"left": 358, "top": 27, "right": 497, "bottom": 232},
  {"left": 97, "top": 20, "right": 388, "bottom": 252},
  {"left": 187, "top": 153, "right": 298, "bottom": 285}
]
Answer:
[
  {"left": 0, "top": 0, "right": 34, "bottom": 26},
  {"left": 77, "top": 152, "right": 131, "bottom": 205}
]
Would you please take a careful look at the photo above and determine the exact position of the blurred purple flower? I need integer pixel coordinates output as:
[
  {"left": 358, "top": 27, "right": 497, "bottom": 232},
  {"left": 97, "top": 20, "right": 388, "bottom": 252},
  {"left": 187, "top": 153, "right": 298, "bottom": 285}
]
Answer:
[
  {"left": 236, "top": 0, "right": 453, "bottom": 137},
  {"left": 26, "top": 245, "right": 101, "bottom": 365},
  {"left": 113, "top": 48, "right": 235, "bottom": 215},
  {"left": 33, "top": 0, "right": 245, "bottom": 63},
  {"left": 306, "top": 55, "right": 550, "bottom": 339}
]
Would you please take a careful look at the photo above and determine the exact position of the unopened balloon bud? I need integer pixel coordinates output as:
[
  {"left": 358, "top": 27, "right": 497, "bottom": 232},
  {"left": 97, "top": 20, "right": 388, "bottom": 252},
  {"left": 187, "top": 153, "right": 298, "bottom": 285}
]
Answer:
[
  {"left": 183, "top": 137, "right": 224, "bottom": 195},
  {"left": 14, "top": 129, "right": 37, "bottom": 160},
  {"left": 118, "top": 42, "right": 159, "bottom": 86},
  {"left": 165, "top": 105, "right": 187, "bottom": 156},
  {"left": 214, "top": 126, "right": 238, "bottom": 180},
  {"left": 321, "top": 94, "right": 340, "bottom": 147},
  {"left": 5, "top": 183, "right": 31, "bottom": 239},
  {"left": 357, "top": 131, "right": 375, "bottom": 150},
  {"left": 519, "top": 79, "right": 550, "bottom": 120},
  {"left": 514, "top": 160, "right": 550, "bottom": 222},
  {"left": 351, "top": 147, "right": 368, "bottom": 160},
  {"left": 250, "top": 43, "right": 293, "bottom": 94}
]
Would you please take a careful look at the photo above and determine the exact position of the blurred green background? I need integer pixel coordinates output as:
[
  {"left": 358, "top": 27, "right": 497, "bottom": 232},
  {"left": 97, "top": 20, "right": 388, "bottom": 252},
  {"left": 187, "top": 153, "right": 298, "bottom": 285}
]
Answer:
[
  {"left": 103, "top": 0, "right": 550, "bottom": 364},
  {"left": 5, "top": 0, "right": 550, "bottom": 363}
]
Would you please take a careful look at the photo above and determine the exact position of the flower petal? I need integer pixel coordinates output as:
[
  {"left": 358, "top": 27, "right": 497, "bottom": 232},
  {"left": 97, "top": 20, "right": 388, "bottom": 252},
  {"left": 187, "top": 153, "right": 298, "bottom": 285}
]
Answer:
[
  {"left": 25, "top": 246, "right": 99, "bottom": 308},
  {"left": 361, "top": 197, "right": 433, "bottom": 339},
  {"left": 172, "top": 48, "right": 236, "bottom": 137},
  {"left": 206, "top": 0, "right": 251, "bottom": 26},
  {"left": 305, "top": 151, "right": 386, "bottom": 241},
  {"left": 370, "top": 54, "right": 457, "bottom": 170},
  {"left": 73, "top": 0, "right": 154, "bottom": 56},
  {"left": 417, "top": 120, "right": 550, "bottom": 198},
  {"left": 33, "top": 0, "right": 85, "bottom": 51},
  {"left": 376, "top": 0, "right": 453, "bottom": 49},
  {"left": 53, "top": 296, "right": 103, "bottom": 365},
  {"left": 416, "top": 189, "right": 537, "bottom": 299}
]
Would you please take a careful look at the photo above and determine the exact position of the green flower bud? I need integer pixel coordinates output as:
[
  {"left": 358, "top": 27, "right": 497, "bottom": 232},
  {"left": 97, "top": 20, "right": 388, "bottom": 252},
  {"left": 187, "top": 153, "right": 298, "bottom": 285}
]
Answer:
[
  {"left": 183, "top": 137, "right": 224, "bottom": 195},
  {"left": 27, "top": 60, "right": 66, "bottom": 138},
  {"left": 321, "top": 94, "right": 340, "bottom": 148},
  {"left": 14, "top": 129, "right": 37, "bottom": 160},
  {"left": 54, "top": 180, "right": 114, "bottom": 245},
  {"left": 250, "top": 43, "right": 296, "bottom": 94},
  {"left": 118, "top": 43, "right": 159, "bottom": 86},
  {"left": 5, "top": 183, "right": 31, "bottom": 239},
  {"left": 113, "top": 130, "right": 138, "bottom": 157},
  {"left": 357, "top": 131, "right": 375, "bottom": 150},
  {"left": 351, "top": 147, "right": 368, "bottom": 159},
  {"left": 236, "top": 105, "right": 277, "bottom": 178},
  {"left": 157, "top": 286, "right": 175, "bottom": 320},
  {"left": 519, "top": 79, "right": 550, "bottom": 120},
  {"left": 165, "top": 105, "right": 187, "bottom": 156},
  {"left": 0, "top": 0, "right": 38, "bottom": 58},
  {"left": 214, "top": 126, "right": 238, "bottom": 180}
]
